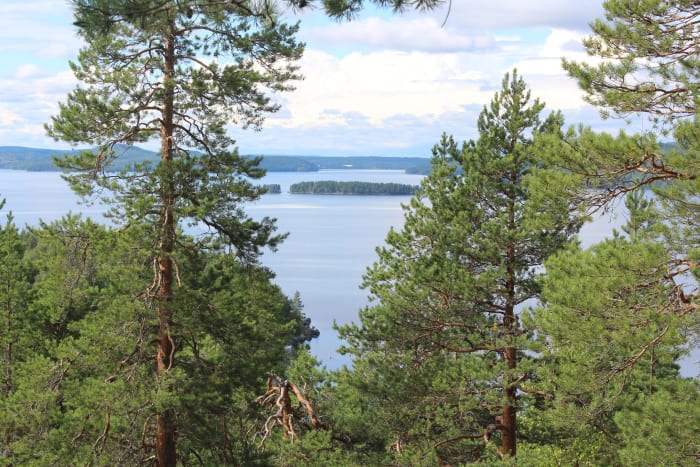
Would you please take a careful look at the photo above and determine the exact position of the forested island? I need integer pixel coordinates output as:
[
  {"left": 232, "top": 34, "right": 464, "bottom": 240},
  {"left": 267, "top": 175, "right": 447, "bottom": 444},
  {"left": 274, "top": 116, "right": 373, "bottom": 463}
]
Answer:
[
  {"left": 289, "top": 180, "right": 420, "bottom": 195},
  {"left": 262, "top": 183, "right": 282, "bottom": 194}
]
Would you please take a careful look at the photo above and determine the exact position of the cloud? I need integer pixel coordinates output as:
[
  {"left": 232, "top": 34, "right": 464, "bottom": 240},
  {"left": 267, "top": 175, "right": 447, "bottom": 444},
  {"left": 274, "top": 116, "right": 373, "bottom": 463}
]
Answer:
[
  {"left": 265, "top": 24, "right": 596, "bottom": 136},
  {"left": 0, "top": 69, "right": 77, "bottom": 148},
  {"left": 15, "top": 64, "right": 42, "bottom": 79},
  {"left": 267, "top": 48, "right": 497, "bottom": 130},
  {"left": 300, "top": 16, "right": 495, "bottom": 53},
  {"left": 0, "top": 0, "right": 622, "bottom": 156},
  {"left": 508, "top": 28, "right": 600, "bottom": 111},
  {"left": 0, "top": 106, "right": 20, "bottom": 126},
  {"left": 36, "top": 43, "right": 74, "bottom": 59},
  {"left": 293, "top": 0, "right": 604, "bottom": 52},
  {"left": 407, "top": 0, "right": 604, "bottom": 31},
  {"left": 0, "top": 1, "right": 81, "bottom": 64},
  {"left": 520, "top": 73, "right": 588, "bottom": 112},
  {"left": 231, "top": 103, "right": 485, "bottom": 157}
]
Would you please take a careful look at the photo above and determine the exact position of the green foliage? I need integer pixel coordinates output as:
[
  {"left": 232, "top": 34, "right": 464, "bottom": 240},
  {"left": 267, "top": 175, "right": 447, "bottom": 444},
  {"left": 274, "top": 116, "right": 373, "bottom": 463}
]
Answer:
[
  {"left": 620, "top": 189, "right": 662, "bottom": 241},
  {"left": 558, "top": 3, "right": 699, "bottom": 409},
  {"left": 335, "top": 71, "right": 582, "bottom": 463},
  {"left": 526, "top": 218, "right": 699, "bottom": 465},
  {"left": 0, "top": 216, "right": 311, "bottom": 464},
  {"left": 0, "top": 211, "right": 35, "bottom": 396},
  {"left": 41, "top": 1, "right": 309, "bottom": 463},
  {"left": 615, "top": 378, "right": 700, "bottom": 465},
  {"left": 4, "top": 1, "right": 699, "bottom": 464},
  {"left": 304, "top": 0, "right": 443, "bottom": 22},
  {"left": 289, "top": 180, "right": 420, "bottom": 195},
  {"left": 563, "top": 0, "right": 699, "bottom": 126},
  {"left": 512, "top": 2, "right": 700, "bottom": 464}
]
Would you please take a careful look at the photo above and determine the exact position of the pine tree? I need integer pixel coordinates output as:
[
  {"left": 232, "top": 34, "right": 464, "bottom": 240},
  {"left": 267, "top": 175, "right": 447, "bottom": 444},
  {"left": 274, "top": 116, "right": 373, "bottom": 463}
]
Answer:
[
  {"left": 563, "top": 0, "right": 699, "bottom": 126},
  {"left": 337, "top": 71, "right": 581, "bottom": 463},
  {"left": 525, "top": 192, "right": 699, "bottom": 465},
  {"left": 558, "top": 0, "right": 698, "bottom": 378},
  {"left": 44, "top": 2, "right": 303, "bottom": 464},
  {"left": 555, "top": 1, "right": 698, "bottom": 398},
  {"left": 0, "top": 204, "right": 39, "bottom": 458},
  {"left": 0, "top": 214, "right": 310, "bottom": 464},
  {"left": 0, "top": 208, "right": 31, "bottom": 398}
]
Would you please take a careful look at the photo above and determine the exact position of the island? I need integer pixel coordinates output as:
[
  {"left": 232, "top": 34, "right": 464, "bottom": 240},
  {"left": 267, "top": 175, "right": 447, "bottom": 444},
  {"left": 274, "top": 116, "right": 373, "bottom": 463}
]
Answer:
[
  {"left": 289, "top": 180, "right": 420, "bottom": 195},
  {"left": 261, "top": 183, "right": 282, "bottom": 194}
]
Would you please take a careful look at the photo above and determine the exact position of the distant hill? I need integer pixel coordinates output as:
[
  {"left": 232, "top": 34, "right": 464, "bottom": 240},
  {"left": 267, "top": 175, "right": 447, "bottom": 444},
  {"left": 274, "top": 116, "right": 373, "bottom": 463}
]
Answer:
[
  {"left": 0, "top": 146, "right": 430, "bottom": 173},
  {"left": 293, "top": 156, "right": 429, "bottom": 171},
  {"left": 0, "top": 146, "right": 80, "bottom": 171},
  {"left": 0, "top": 145, "right": 158, "bottom": 172}
]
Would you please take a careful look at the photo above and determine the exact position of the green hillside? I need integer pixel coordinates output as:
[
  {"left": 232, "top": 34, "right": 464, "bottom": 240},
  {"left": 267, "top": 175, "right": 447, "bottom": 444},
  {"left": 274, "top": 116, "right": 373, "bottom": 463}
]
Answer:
[
  {"left": 0, "top": 146, "right": 430, "bottom": 173},
  {"left": 0, "top": 145, "right": 158, "bottom": 172}
]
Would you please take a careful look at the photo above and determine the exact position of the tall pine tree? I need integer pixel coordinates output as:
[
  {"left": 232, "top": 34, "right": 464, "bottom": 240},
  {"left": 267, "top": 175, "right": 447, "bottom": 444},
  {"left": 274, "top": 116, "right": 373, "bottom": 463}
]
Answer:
[
  {"left": 337, "top": 71, "right": 581, "bottom": 463},
  {"left": 45, "top": 2, "right": 303, "bottom": 464},
  {"left": 521, "top": 3, "right": 700, "bottom": 457}
]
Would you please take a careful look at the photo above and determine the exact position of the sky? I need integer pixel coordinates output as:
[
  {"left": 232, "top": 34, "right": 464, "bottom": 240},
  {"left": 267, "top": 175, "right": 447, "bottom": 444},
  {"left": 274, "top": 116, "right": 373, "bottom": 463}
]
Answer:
[{"left": 0, "top": 0, "right": 631, "bottom": 157}]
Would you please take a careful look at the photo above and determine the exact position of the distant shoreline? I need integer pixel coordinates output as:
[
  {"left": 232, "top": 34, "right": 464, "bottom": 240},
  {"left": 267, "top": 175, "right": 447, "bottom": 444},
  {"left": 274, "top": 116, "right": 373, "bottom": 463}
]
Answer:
[{"left": 0, "top": 146, "right": 432, "bottom": 174}]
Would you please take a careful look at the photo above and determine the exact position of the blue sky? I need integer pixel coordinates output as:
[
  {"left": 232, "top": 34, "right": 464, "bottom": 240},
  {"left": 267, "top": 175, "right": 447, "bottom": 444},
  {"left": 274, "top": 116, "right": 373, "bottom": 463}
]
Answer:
[{"left": 0, "top": 1, "right": 631, "bottom": 157}]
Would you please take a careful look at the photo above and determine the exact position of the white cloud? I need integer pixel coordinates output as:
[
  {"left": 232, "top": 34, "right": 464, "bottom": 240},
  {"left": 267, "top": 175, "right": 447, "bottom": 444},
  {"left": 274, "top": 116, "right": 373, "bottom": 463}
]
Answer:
[
  {"left": 0, "top": 1, "right": 81, "bottom": 66},
  {"left": 409, "top": 0, "right": 604, "bottom": 31},
  {"left": 268, "top": 48, "right": 501, "bottom": 130},
  {"left": 509, "top": 28, "right": 601, "bottom": 111},
  {"left": 15, "top": 64, "right": 41, "bottom": 79},
  {"left": 301, "top": 16, "right": 495, "bottom": 52},
  {"left": 0, "top": 106, "right": 20, "bottom": 126},
  {"left": 523, "top": 73, "right": 588, "bottom": 112},
  {"left": 0, "top": 0, "right": 621, "bottom": 155},
  {"left": 36, "top": 43, "right": 74, "bottom": 59},
  {"left": 541, "top": 29, "right": 590, "bottom": 61},
  {"left": 0, "top": 69, "right": 77, "bottom": 147}
]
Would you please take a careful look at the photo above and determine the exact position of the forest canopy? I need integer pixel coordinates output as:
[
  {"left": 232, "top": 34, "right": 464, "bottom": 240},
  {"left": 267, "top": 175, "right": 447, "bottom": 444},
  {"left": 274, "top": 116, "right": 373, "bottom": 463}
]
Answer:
[{"left": 289, "top": 180, "right": 420, "bottom": 195}]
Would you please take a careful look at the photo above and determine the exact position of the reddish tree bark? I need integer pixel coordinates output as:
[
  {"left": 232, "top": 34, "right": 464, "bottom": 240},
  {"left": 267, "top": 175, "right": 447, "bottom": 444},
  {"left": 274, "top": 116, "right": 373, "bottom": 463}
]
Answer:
[{"left": 155, "top": 29, "right": 177, "bottom": 467}]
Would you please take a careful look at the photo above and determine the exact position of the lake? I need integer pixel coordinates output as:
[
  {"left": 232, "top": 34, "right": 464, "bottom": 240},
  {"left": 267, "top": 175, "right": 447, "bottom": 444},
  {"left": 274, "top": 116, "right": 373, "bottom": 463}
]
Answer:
[
  {"left": 1, "top": 169, "right": 695, "bottom": 376},
  {"left": 0, "top": 169, "right": 425, "bottom": 369}
]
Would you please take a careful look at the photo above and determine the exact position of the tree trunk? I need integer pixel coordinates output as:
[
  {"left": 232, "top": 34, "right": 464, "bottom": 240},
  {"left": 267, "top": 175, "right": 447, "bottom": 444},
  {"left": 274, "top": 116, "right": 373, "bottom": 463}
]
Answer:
[
  {"left": 502, "top": 200, "right": 517, "bottom": 457},
  {"left": 502, "top": 375, "right": 517, "bottom": 457},
  {"left": 155, "top": 30, "right": 177, "bottom": 467},
  {"left": 502, "top": 300, "right": 517, "bottom": 457}
]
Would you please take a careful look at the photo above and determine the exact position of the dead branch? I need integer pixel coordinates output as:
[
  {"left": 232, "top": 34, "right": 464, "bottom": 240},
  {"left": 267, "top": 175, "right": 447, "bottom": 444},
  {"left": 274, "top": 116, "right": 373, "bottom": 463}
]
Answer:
[
  {"left": 254, "top": 376, "right": 328, "bottom": 450},
  {"left": 286, "top": 380, "right": 326, "bottom": 430},
  {"left": 92, "top": 403, "right": 111, "bottom": 455},
  {"left": 47, "top": 353, "right": 80, "bottom": 391},
  {"left": 606, "top": 323, "right": 671, "bottom": 383}
]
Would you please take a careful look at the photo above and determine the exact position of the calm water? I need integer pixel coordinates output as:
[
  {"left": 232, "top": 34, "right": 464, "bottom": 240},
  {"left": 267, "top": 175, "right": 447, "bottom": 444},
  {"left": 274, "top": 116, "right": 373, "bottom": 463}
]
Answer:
[
  {"left": 0, "top": 169, "right": 423, "bottom": 369},
  {"left": 0, "top": 169, "right": 695, "bottom": 376}
]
